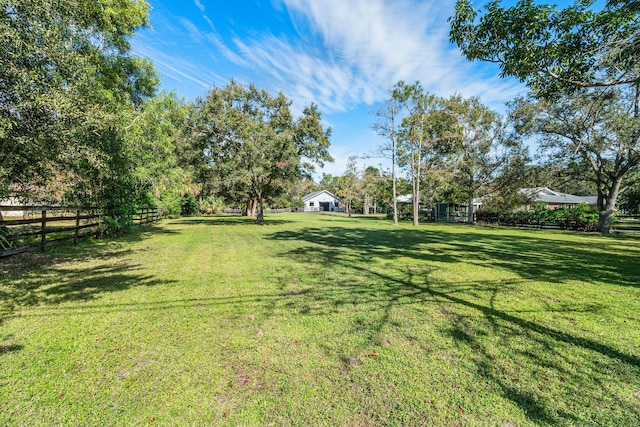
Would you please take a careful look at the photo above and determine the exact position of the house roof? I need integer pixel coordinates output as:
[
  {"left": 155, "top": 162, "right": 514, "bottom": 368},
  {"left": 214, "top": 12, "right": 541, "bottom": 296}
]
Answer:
[
  {"left": 302, "top": 190, "right": 340, "bottom": 202},
  {"left": 519, "top": 187, "right": 597, "bottom": 205}
]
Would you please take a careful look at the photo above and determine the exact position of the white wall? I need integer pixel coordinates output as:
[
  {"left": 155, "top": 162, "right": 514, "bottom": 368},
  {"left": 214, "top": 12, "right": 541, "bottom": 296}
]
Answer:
[{"left": 304, "top": 193, "right": 341, "bottom": 212}]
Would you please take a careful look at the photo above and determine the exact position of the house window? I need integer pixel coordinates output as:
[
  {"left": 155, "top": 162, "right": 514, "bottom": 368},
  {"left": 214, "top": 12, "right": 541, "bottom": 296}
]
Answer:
[
  {"left": 309, "top": 202, "right": 314, "bottom": 207},
  {"left": 334, "top": 202, "right": 339, "bottom": 207}
]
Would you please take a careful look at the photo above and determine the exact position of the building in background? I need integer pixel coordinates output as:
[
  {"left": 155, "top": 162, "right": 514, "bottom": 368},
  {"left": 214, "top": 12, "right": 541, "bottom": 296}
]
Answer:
[{"left": 302, "top": 190, "right": 342, "bottom": 212}]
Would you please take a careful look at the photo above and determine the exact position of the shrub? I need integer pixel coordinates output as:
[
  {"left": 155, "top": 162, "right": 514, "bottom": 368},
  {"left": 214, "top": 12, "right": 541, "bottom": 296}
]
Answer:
[
  {"left": 476, "top": 205, "right": 598, "bottom": 231},
  {"left": 271, "top": 197, "right": 292, "bottom": 209},
  {"left": 181, "top": 195, "right": 200, "bottom": 217},
  {"left": 157, "top": 192, "right": 182, "bottom": 218},
  {"left": 200, "top": 195, "right": 226, "bottom": 214},
  {"left": 98, "top": 214, "right": 133, "bottom": 238}
]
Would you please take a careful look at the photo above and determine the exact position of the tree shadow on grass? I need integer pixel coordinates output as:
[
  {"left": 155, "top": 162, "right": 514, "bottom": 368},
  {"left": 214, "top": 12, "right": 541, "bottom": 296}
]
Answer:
[
  {"left": 5, "top": 242, "right": 637, "bottom": 424},
  {"left": 0, "top": 344, "right": 23, "bottom": 354},
  {"left": 268, "top": 225, "right": 640, "bottom": 288},
  {"left": 0, "top": 234, "right": 176, "bottom": 327},
  {"left": 170, "top": 216, "right": 292, "bottom": 226},
  {"left": 0, "top": 222, "right": 183, "bottom": 356},
  {"left": 265, "top": 224, "right": 640, "bottom": 425}
]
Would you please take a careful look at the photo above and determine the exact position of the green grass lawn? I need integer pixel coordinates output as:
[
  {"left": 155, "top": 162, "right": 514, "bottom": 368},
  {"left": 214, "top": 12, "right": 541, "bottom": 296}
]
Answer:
[{"left": 1, "top": 214, "right": 639, "bottom": 426}]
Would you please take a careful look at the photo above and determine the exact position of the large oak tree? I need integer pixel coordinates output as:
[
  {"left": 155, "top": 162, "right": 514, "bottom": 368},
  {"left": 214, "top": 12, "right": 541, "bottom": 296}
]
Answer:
[
  {"left": 510, "top": 86, "right": 640, "bottom": 233},
  {"left": 188, "top": 81, "right": 332, "bottom": 224}
]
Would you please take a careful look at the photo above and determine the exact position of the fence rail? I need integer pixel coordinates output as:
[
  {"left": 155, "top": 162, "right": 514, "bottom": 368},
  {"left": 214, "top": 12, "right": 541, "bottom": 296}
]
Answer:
[
  {"left": 0, "top": 206, "right": 101, "bottom": 257},
  {"left": 134, "top": 207, "right": 160, "bottom": 225},
  {"left": 1, "top": 206, "right": 161, "bottom": 258},
  {"left": 612, "top": 214, "right": 640, "bottom": 232}
]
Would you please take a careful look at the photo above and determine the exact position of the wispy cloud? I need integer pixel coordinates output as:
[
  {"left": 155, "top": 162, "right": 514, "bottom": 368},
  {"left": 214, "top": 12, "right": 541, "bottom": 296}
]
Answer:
[
  {"left": 193, "top": 0, "right": 205, "bottom": 13},
  {"left": 133, "top": 42, "right": 224, "bottom": 94},
  {"left": 132, "top": 0, "right": 530, "bottom": 177},
  {"left": 137, "top": 0, "right": 523, "bottom": 113},
  {"left": 216, "top": 0, "right": 522, "bottom": 112}
]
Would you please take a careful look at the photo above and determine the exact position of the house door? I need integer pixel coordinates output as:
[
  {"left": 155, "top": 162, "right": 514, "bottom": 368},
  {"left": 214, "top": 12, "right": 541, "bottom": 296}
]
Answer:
[{"left": 320, "top": 202, "right": 330, "bottom": 211}]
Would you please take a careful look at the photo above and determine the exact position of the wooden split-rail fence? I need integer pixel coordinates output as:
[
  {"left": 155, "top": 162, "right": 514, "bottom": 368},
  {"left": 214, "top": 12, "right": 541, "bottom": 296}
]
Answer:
[{"left": 0, "top": 206, "right": 160, "bottom": 258}]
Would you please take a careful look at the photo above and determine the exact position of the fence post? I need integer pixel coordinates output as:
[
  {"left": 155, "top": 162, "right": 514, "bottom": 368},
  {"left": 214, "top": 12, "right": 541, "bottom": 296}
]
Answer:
[
  {"left": 40, "top": 209, "right": 47, "bottom": 252},
  {"left": 93, "top": 209, "right": 99, "bottom": 236},
  {"left": 74, "top": 209, "right": 80, "bottom": 245}
]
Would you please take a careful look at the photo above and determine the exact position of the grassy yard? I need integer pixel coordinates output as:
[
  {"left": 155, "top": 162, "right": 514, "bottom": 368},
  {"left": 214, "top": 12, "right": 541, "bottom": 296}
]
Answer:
[{"left": 1, "top": 214, "right": 639, "bottom": 426}]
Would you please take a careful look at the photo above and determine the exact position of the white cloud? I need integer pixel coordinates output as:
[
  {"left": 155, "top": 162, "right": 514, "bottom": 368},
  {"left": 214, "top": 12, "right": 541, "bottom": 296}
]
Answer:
[
  {"left": 132, "top": 42, "right": 224, "bottom": 94},
  {"left": 317, "top": 145, "right": 363, "bottom": 178},
  {"left": 138, "top": 0, "right": 524, "bottom": 113},
  {"left": 177, "top": 17, "right": 206, "bottom": 45},
  {"left": 211, "top": 0, "right": 525, "bottom": 113},
  {"left": 193, "top": 0, "right": 205, "bottom": 12}
]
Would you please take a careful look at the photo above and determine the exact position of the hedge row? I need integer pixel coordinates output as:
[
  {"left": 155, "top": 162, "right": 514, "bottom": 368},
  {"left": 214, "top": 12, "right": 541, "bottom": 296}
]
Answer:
[{"left": 476, "top": 206, "right": 599, "bottom": 231}]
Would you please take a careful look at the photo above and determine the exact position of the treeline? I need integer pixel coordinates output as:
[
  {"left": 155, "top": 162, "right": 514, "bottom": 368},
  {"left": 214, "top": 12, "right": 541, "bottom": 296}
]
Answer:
[
  {"left": 366, "top": 78, "right": 640, "bottom": 234},
  {"left": 360, "top": 0, "right": 640, "bottom": 234},
  {"left": 1, "top": 1, "right": 331, "bottom": 233}
]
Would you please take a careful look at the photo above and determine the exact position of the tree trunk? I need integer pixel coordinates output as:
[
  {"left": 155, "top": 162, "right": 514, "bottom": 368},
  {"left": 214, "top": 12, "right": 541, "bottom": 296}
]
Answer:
[
  {"left": 467, "top": 190, "right": 474, "bottom": 224},
  {"left": 412, "top": 145, "right": 422, "bottom": 226},
  {"left": 392, "top": 143, "right": 398, "bottom": 225},
  {"left": 412, "top": 190, "right": 419, "bottom": 226},
  {"left": 597, "top": 177, "right": 623, "bottom": 234},
  {"left": 412, "top": 168, "right": 420, "bottom": 226},
  {"left": 597, "top": 206, "right": 614, "bottom": 234},
  {"left": 251, "top": 198, "right": 258, "bottom": 217},
  {"left": 363, "top": 195, "right": 370, "bottom": 215},
  {"left": 255, "top": 196, "right": 265, "bottom": 224}
]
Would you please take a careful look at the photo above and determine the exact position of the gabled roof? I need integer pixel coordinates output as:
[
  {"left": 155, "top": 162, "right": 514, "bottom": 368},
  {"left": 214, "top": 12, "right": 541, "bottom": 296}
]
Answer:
[
  {"left": 519, "top": 187, "right": 597, "bottom": 205},
  {"left": 302, "top": 190, "right": 340, "bottom": 202}
]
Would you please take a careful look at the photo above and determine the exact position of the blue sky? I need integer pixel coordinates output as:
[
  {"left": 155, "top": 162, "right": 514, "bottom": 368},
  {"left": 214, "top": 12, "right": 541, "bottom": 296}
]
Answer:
[{"left": 131, "top": 0, "right": 528, "bottom": 178}]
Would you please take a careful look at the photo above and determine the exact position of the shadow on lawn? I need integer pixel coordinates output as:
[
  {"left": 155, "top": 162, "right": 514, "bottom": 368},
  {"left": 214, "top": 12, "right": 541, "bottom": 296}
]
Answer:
[
  {"left": 269, "top": 225, "right": 640, "bottom": 288},
  {"left": 265, "top": 224, "right": 640, "bottom": 425},
  {"left": 0, "top": 343, "right": 23, "bottom": 355},
  {"left": 0, "top": 226, "right": 176, "bottom": 327},
  {"left": 170, "top": 216, "right": 292, "bottom": 227}
]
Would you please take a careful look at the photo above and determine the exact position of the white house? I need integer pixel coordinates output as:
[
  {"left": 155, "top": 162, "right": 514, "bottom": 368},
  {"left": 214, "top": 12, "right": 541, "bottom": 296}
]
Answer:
[{"left": 302, "top": 190, "right": 342, "bottom": 212}]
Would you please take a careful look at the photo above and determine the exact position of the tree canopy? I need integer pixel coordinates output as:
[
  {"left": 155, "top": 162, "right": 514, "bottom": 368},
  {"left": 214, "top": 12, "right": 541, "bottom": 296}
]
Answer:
[
  {"left": 1, "top": 0, "right": 158, "bottom": 213},
  {"left": 186, "top": 81, "right": 332, "bottom": 224},
  {"left": 449, "top": 0, "right": 640, "bottom": 97},
  {"left": 510, "top": 85, "right": 640, "bottom": 233},
  {"left": 447, "top": 95, "right": 524, "bottom": 223}
]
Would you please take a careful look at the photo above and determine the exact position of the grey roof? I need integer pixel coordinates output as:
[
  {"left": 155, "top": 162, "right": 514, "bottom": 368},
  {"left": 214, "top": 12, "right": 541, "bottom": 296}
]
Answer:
[
  {"left": 302, "top": 190, "right": 340, "bottom": 202},
  {"left": 519, "top": 187, "right": 597, "bottom": 205}
]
